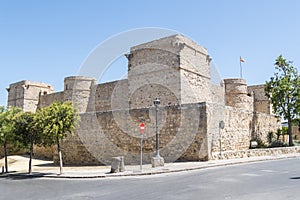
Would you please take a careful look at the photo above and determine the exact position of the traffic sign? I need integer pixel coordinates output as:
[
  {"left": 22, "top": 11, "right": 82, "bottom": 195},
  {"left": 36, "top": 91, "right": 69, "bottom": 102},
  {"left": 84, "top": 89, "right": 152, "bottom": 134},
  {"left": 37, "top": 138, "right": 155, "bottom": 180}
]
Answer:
[{"left": 139, "top": 123, "right": 145, "bottom": 134}]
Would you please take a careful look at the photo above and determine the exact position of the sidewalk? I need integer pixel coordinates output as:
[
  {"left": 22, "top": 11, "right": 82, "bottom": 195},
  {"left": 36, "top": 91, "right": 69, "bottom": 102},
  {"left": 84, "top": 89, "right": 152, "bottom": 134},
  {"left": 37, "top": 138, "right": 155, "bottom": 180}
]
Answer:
[{"left": 1, "top": 154, "right": 300, "bottom": 179}]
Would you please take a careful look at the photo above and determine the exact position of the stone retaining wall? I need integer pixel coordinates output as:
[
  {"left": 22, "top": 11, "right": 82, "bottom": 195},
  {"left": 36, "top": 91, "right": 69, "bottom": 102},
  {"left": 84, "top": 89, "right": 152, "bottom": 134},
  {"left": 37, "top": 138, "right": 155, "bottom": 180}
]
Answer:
[{"left": 212, "top": 146, "right": 300, "bottom": 160}]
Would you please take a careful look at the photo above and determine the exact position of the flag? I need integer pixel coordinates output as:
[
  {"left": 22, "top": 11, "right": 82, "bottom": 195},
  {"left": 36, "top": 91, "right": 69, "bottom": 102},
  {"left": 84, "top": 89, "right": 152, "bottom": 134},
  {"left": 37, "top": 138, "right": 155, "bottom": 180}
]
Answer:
[{"left": 240, "top": 56, "right": 245, "bottom": 63}]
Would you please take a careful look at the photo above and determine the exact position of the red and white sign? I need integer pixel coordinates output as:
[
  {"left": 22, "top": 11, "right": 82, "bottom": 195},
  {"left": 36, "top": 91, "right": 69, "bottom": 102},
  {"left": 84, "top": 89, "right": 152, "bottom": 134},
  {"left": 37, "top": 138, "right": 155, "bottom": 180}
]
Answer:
[{"left": 139, "top": 123, "right": 145, "bottom": 134}]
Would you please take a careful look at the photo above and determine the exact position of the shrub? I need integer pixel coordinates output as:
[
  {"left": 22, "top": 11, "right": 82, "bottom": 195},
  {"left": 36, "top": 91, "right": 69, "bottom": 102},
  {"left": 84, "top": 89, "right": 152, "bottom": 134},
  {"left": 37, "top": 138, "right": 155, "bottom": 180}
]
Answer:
[
  {"left": 270, "top": 140, "right": 288, "bottom": 148},
  {"left": 294, "top": 135, "right": 298, "bottom": 140},
  {"left": 275, "top": 128, "right": 282, "bottom": 140},
  {"left": 281, "top": 126, "right": 288, "bottom": 135},
  {"left": 250, "top": 137, "right": 267, "bottom": 149},
  {"left": 267, "top": 131, "right": 274, "bottom": 144}
]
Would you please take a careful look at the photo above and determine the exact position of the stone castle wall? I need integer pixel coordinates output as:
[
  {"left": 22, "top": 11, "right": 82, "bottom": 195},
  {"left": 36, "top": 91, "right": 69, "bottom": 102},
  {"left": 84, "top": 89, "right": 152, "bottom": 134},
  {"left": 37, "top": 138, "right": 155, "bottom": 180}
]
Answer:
[
  {"left": 33, "top": 145, "right": 55, "bottom": 160},
  {"left": 53, "top": 100, "right": 279, "bottom": 165},
  {"left": 38, "top": 92, "right": 64, "bottom": 108},
  {"left": 248, "top": 85, "right": 272, "bottom": 114},
  {"left": 57, "top": 103, "right": 208, "bottom": 165},
  {"left": 94, "top": 80, "right": 128, "bottom": 112},
  {"left": 211, "top": 107, "right": 280, "bottom": 154}
]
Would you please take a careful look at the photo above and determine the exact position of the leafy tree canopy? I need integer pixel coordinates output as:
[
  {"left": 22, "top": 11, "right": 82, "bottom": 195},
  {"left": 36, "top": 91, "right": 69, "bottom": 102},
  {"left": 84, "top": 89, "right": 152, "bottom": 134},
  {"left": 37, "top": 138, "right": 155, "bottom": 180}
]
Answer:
[
  {"left": 265, "top": 55, "right": 300, "bottom": 120},
  {"left": 265, "top": 55, "right": 300, "bottom": 146},
  {"left": 34, "top": 101, "right": 79, "bottom": 145}
]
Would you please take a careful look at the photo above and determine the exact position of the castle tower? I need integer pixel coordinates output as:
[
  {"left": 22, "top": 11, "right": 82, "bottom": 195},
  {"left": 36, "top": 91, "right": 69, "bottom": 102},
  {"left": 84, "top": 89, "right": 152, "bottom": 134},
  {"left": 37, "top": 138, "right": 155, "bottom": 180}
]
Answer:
[
  {"left": 126, "top": 34, "right": 213, "bottom": 109},
  {"left": 247, "top": 85, "right": 272, "bottom": 114},
  {"left": 64, "top": 76, "right": 97, "bottom": 113},
  {"left": 7, "top": 80, "right": 54, "bottom": 112},
  {"left": 224, "top": 78, "right": 253, "bottom": 111}
]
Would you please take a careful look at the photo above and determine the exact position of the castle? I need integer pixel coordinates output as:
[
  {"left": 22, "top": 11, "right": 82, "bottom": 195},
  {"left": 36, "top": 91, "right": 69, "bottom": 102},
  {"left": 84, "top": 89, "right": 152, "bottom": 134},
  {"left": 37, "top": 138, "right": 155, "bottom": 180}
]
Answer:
[{"left": 7, "top": 35, "right": 280, "bottom": 165}]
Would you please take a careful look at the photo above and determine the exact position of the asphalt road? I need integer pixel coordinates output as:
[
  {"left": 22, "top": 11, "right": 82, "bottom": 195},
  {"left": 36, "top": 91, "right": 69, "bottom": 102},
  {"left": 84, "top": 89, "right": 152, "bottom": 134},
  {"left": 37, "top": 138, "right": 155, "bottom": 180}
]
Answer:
[{"left": 1, "top": 158, "right": 300, "bottom": 200}]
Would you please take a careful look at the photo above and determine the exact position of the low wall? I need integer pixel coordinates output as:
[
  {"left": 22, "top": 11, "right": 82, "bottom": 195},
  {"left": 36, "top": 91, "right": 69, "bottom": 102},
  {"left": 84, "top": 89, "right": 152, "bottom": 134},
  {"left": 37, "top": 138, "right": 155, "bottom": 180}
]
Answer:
[
  {"left": 212, "top": 146, "right": 300, "bottom": 160},
  {"left": 34, "top": 145, "right": 54, "bottom": 160}
]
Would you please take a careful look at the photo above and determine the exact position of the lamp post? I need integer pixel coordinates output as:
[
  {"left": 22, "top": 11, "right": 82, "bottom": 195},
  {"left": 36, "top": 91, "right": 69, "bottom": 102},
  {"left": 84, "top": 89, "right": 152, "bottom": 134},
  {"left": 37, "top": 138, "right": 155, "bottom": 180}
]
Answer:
[
  {"left": 153, "top": 98, "right": 161, "bottom": 158},
  {"left": 219, "top": 120, "right": 225, "bottom": 159},
  {"left": 151, "top": 98, "right": 164, "bottom": 167}
]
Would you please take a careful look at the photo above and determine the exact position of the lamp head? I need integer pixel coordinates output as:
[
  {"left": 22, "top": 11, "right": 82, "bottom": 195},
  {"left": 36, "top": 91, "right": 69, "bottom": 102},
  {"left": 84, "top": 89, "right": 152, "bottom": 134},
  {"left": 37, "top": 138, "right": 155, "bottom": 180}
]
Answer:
[{"left": 153, "top": 98, "right": 160, "bottom": 105}]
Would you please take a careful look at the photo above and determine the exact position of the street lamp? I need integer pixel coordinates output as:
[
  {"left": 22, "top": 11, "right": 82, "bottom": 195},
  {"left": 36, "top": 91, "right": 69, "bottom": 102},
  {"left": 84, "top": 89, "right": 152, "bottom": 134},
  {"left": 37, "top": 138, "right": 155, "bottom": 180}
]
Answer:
[
  {"left": 219, "top": 120, "right": 225, "bottom": 159},
  {"left": 153, "top": 98, "right": 161, "bottom": 158}
]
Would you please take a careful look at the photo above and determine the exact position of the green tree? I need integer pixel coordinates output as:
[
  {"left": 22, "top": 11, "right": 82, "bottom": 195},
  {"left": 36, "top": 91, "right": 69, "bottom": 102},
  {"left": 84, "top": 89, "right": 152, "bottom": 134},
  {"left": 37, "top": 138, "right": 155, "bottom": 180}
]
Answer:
[
  {"left": 265, "top": 55, "right": 300, "bottom": 146},
  {"left": 13, "top": 111, "right": 40, "bottom": 174},
  {"left": 0, "top": 106, "right": 22, "bottom": 173},
  {"left": 34, "top": 101, "right": 79, "bottom": 174}
]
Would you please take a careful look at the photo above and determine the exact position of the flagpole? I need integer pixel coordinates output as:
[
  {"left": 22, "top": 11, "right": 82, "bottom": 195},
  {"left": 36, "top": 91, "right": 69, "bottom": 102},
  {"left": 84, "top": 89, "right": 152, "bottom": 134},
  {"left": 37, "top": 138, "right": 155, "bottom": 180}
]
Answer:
[{"left": 240, "top": 59, "right": 242, "bottom": 78}]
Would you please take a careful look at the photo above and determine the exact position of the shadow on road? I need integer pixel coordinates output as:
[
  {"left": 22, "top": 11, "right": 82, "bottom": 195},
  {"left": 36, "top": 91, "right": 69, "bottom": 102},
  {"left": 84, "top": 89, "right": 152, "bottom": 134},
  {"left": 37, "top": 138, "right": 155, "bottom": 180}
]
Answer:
[
  {"left": 0, "top": 172, "right": 55, "bottom": 180},
  {"left": 35, "top": 163, "right": 56, "bottom": 167},
  {"left": 290, "top": 177, "right": 300, "bottom": 180}
]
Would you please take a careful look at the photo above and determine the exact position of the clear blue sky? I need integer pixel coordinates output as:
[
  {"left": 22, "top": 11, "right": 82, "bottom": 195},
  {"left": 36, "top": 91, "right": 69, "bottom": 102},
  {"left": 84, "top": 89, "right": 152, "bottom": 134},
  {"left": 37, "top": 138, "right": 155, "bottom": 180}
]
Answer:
[{"left": 1, "top": 0, "right": 299, "bottom": 106}]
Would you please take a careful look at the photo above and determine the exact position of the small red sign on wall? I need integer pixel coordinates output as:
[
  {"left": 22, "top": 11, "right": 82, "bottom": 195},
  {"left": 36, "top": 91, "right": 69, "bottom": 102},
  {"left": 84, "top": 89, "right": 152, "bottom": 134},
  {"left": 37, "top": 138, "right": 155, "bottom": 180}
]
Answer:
[{"left": 139, "top": 123, "right": 145, "bottom": 134}]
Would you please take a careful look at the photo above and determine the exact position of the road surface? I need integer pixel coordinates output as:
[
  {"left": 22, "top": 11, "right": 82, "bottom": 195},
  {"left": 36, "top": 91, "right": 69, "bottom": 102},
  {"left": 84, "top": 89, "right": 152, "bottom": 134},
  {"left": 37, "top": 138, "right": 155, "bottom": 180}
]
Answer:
[{"left": 1, "top": 158, "right": 300, "bottom": 200}]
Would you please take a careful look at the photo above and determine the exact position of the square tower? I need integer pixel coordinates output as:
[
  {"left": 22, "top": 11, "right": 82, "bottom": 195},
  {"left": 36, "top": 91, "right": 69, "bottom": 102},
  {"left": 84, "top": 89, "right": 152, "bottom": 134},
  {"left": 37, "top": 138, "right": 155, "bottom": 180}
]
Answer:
[
  {"left": 126, "top": 34, "right": 212, "bottom": 109},
  {"left": 7, "top": 80, "right": 54, "bottom": 112}
]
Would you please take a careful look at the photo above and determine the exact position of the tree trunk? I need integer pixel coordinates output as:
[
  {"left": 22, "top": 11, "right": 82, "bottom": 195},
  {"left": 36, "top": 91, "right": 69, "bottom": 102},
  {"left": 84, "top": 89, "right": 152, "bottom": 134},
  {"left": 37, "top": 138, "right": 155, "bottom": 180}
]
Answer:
[
  {"left": 288, "top": 117, "right": 293, "bottom": 146},
  {"left": 57, "top": 136, "right": 63, "bottom": 175},
  {"left": 4, "top": 140, "right": 8, "bottom": 173},
  {"left": 28, "top": 139, "right": 33, "bottom": 174}
]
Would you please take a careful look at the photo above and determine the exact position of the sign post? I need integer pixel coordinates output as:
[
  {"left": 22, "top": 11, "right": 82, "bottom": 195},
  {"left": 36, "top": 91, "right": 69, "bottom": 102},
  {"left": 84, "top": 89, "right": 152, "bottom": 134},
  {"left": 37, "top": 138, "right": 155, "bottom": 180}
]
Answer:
[
  {"left": 139, "top": 123, "right": 145, "bottom": 171},
  {"left": 219, "top": 120, "right": 225, "bottom": 159}
]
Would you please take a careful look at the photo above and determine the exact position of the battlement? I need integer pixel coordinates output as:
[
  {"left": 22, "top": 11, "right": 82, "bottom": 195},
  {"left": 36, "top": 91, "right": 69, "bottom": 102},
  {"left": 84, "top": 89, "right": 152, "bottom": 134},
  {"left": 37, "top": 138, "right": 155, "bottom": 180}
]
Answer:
[
  {"left": 128, "top": 34, "right": 211, "bottom": 78},
  {"left": 130, "top": 34, "right": 208, "bottom": 55}
]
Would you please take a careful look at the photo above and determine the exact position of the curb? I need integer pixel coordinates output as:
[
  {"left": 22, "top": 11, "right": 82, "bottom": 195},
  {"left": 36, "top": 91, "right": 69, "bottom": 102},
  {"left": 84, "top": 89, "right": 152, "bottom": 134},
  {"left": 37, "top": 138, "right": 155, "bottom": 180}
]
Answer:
[{"left": 2, "top": 155, "right": 300, "bottom": 179}]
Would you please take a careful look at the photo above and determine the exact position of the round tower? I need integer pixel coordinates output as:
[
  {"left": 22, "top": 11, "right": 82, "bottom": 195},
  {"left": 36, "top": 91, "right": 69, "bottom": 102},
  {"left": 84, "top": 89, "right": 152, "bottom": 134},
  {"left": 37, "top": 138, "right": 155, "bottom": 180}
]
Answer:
[
  {"left": 64, "top": 76, "right": 97, "bottom": 113},
  {"left": 224, "top": 78, "right": 253, "bottom": 111}
]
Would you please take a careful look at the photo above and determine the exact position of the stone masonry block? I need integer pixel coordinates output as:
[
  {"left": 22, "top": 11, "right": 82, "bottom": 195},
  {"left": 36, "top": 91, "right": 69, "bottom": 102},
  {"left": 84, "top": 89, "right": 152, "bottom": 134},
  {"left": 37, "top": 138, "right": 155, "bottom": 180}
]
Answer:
[
  {"left": 110, "top": 156, "right": 125, "bottom": 173},
  {"left": 151, "top": 156, "right": 165, "bottom": 168}
]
